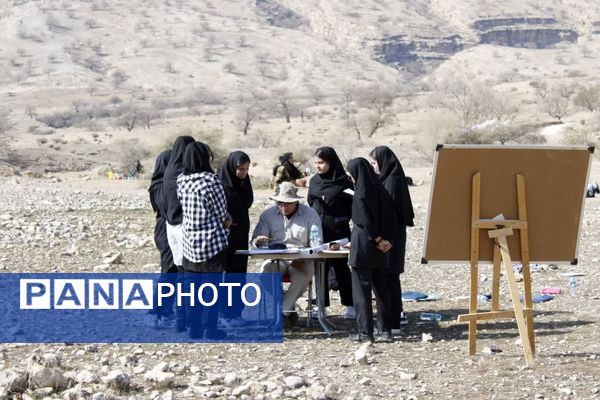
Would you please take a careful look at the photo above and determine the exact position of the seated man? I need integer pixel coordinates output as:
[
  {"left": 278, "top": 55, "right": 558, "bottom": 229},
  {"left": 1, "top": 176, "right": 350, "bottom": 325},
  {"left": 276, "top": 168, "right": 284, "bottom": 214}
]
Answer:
[{"left": 251, "top": 182, "right": 322, "bottom": 327}]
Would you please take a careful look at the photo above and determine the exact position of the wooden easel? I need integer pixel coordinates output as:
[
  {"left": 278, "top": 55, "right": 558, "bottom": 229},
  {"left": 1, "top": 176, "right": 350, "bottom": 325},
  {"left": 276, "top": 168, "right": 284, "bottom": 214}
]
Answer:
[{"left": 457, "top": 172, "right": 536, "bottom": 366}]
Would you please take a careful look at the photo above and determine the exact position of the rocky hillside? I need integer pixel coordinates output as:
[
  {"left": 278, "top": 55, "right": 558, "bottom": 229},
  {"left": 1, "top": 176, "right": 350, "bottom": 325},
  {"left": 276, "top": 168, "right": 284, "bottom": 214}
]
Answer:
[{"left": 1, "top": 0, "right": 599, "bottom": 176}]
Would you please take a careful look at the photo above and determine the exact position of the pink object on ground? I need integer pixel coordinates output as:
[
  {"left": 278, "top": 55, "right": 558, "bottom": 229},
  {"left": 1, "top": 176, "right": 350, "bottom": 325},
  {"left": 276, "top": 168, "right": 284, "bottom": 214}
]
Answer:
[{"left": 541, "top": 287, "right": 561, "bottom": 295}]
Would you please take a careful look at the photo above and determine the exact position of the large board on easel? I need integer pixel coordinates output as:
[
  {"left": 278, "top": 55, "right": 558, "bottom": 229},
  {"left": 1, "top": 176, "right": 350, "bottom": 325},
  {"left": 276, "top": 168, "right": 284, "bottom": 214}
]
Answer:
[{"left": 423, "top": 145, "right": 593, "bottom": 263}]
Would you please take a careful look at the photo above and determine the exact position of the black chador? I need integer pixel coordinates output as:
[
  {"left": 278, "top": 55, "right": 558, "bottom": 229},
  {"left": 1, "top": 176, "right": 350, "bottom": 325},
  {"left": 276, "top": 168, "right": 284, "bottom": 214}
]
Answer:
[
  {"left": 149, "top": 149, "right": 174, "bottom": 273},
  {"left": 148, "top": 150, "right": 176, "bottom": 319},
  {"left": 371, "top": 146, "right": 415, "bottom": 329},
  {"left": 162, "top": 135, "right": 195, "bottom": 225},
  {"left": 347, "top": 157, "right": 395, "bottom": 338},
  {"left": 218, "top": 151, "right": 253, "bottom": 275},
  {"left": 308, "top": 147, "right": 354, "bottom": 308}
]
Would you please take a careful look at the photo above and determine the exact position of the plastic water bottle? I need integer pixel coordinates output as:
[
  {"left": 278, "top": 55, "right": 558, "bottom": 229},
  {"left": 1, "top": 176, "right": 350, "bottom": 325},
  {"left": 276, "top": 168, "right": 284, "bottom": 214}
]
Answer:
[
  {"left": 309, "top": 224, "right": 321, "bottom": 248},
  {"left": 419, "top": 312, "right": 443, "bottom": 321},
  {"left": 569, "top": 276, "right": 577, "bottom": 297}
]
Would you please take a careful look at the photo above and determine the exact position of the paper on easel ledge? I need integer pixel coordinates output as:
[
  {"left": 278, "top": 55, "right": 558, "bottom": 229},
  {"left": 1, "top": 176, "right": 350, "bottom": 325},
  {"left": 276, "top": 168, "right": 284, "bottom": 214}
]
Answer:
[{"left": 302, "top": 238, "right": 350, "bottom": 254}]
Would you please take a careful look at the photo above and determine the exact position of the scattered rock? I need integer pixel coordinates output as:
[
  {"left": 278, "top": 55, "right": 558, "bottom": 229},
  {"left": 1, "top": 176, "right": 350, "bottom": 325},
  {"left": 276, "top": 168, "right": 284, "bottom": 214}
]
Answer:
[
  {"left": 231, "top": 384, "right": 250, "bottom": 396},
  {"left": 103, "top": 252, "right": 123, "bottom": 264},
  {"left": 144, "top": 367, "right": 175, "bottom": 388},
  {"left": 28, "top": 367, "right": 66, "bottom": 390},
  {"left": 354, "top": 343, "right": 371, "bottom": 365},
  {"left": 422, "top": 333, "right": 433, "bottom": 343},
  {"left": 305, "top": 384, "right": 326, "bottom": 400},
  {"left": 223, "top": 372, "right": 239, "bottom": 386},
  {"left": 102, "top": 370, "right": 130, "bottom": 391},
  {"left": 325, "top": 383, "right": 341, "bottom": 399},
  {"left": 284, "top": 375, "right": 305, "bottom": 389},
  {"left": 41, "top": 353, "right": 61, "bottom": 368},
  {"left": 0, "top": 368, "right": 28, "bottom": 393},
  {"left": 400, "top": 372, "right": 418, "bottom": 380},
  {"left": 75, "top": 370, "right": 99, "bottom": 384},
  {"left": 482, "top": 345, "right": 502, "bottom": 355}
]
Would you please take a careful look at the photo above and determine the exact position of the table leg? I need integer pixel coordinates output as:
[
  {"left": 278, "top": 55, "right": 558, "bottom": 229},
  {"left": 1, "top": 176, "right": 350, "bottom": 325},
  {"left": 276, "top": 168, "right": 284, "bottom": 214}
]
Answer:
[{"left": 315, "top": 259, "right": 336, "bottom": 335}]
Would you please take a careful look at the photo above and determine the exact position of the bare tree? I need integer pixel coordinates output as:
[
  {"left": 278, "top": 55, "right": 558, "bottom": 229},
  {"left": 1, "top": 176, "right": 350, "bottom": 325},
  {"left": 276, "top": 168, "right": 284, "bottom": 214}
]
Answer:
[
  {"left": 72, "top": 100, "right": 86, "bottom": 113},
  {"left": 573, "top": 85, "right": 600, "bottom": 112},
  {"left": 341, "top": 87, "right": 362, "bottom": 140},
  {"left": 305, "top": 83, "right": 323, "bottom": 106},
  {"left": 235, "top": 90, "right": 263, "bottom": 136},
  {"left": 273, "top": 87, "right": 294, "bottom": 123},
  {"left": 487, "top": 92, "right": 519, "bottom": 124},
  {"left": 556, "top": 82, "right": 577, "bottom": 100},
  {"left": 116, "top": 108, "right": 138, "bottom": 132},
  {"left": 138, "top": 109, "right": 161, "bottom": 129},
  {"left": 341, "top": 85, "right": 396, "bottom": 139},
  {"left": 0, "top": 109, "right": 13, "bottom": 153},
  {"left": 362, "top": 86, "right": 395, "bottom": 137},
  {"left": 437, "top": 77, "right": 494, "bottom": 129},
  {"left": 109, "top": 96, "right": 122, "bottom": 107},
  {"left": 25, "top": 105, "right": 37, "bottom": 119},
  {"left": 110, "top": 69, "right": 128, "bottom": 89},
  {"left": 544, "top": 95, "right": 569, "bottom": 122},
  {"left": 224, "top": 62, "right": 236, "bottom": 74},
  {"left": 530, "top": 81, "right": 548, "bottom": 100}
]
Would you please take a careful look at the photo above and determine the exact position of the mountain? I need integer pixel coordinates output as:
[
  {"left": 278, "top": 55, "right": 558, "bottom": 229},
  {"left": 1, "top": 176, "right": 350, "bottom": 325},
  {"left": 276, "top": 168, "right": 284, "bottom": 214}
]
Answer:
[{"left": 1, "top": 0, "right": 599, "bottom": 177}]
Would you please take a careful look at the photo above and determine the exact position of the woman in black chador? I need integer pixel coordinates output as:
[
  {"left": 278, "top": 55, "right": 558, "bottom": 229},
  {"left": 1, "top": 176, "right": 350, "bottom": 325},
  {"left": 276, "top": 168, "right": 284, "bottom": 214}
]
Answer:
[
  {"left": 369, "top": 146, "right": 415, "bottom": 330},
  {"left": 218, "top": 151, "right": 254, "bottom": 324},
  {"left": 148, "top": 150, "right": 176, "bottom": 326},
  {"left": 347, "top": 157, "right": 395, "bottom": 342},
  {"left": 162, "top": 135, "right": 195, "bottom": 332},
  {"left": 307, "top": 147, "right": 354, "bottom": 318}
]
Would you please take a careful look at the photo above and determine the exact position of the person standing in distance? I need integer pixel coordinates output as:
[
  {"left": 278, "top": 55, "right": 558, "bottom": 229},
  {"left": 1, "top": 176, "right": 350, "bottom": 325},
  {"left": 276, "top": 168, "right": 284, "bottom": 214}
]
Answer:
[
  {"left": 177, "top": 141, "right": 232, "bottom": 339},
  {"left": 148, "top": 150, "right": 176, "bottom": 327},
  {"left": 307, "top": 147, "right": 354, "bottom": 319},
  {"left": 369, "top": 146, "right": 415, "bottom": 332},
  {"left": 162, "top": 135, "right": 195, "bottom": 332},
  {"left": 346, "top": 158, "right": 395, "bottom": 342},
  {"left": 218, "top": 151, "right": 253, "bottom": 326}
]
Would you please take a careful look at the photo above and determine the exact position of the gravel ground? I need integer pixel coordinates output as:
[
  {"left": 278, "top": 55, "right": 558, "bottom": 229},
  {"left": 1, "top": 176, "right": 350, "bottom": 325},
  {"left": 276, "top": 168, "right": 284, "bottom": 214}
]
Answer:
[{"left": 0, "top": 168, "right": 599, "bottom": 400}]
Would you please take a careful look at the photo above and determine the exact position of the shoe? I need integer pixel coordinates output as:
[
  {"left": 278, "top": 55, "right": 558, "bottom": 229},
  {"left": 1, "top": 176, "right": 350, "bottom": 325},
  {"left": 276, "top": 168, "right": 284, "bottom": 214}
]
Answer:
[
  {"left": 375, "top": 330, "right": 393, "bottom": 342},
  {"left": 344, "top": 306, "right": 356, "bottom": 320},
  {"left": 283, "top": 312, "right": 299, "bottom": 329},
  {"left": 391, "top": 328, "right": 402, "bottom": 336},
  {"left": 349, "top": 332, "right": 375, "bottom": 343},
  {"left": 400, "top": 312, "right": 408, "bottom": 325}
]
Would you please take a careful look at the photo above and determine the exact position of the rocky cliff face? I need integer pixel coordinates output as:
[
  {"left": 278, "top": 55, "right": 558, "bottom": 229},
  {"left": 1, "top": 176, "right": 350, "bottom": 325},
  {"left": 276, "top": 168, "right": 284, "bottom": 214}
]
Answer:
[
  {"left": 255, "top": 0, "right": 305, "bottom": 29},
  {"left": 376, "top": 34, "right": 464, "bottom": 71},
  {"left": 475, "top": 17, "right": 578, "bottom": 48},
  {"left": 374, "top": 16, "right": 578, "bottom": 72}
]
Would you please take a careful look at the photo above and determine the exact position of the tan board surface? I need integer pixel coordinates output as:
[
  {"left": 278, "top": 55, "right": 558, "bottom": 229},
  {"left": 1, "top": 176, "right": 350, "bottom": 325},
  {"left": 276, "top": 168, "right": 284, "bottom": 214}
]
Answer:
[{"left": 423, "top": 145, "right": 592, "bottom": 263}]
